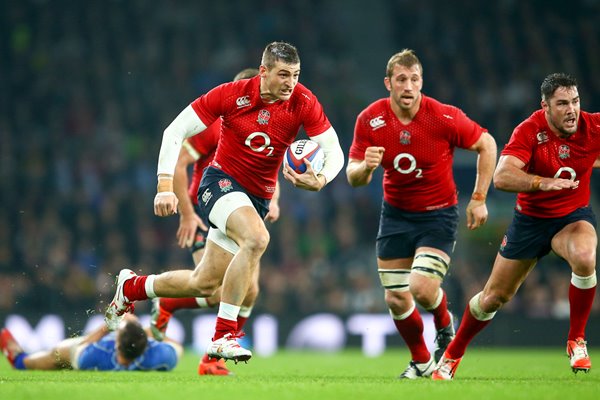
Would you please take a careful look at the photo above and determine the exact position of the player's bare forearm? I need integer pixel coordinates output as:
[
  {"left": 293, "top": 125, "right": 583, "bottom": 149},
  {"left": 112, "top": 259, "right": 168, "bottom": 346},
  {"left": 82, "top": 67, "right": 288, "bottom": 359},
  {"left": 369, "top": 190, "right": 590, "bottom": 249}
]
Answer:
[
  {"left": 471, "top": 132, "right": 497, "bottom": 197},
  {"left": 174, "top": 160, "right": 207, "bottom": 246},
  {"left": 494, "top": 164, "right": 534, "bottom": 192},
  {"left": 173, "top": 165, "right": 195, "bottom": 219},
  {"left": 494, "top": 155, "right": 578, "bottom": 192},
  {"left": 346, "top": 159, "right": 375, "bottom": 187},
  {"left": 347, "top": 147, "right": 384, "bottom": 187},
  {"left": 594, "top": 155, "right": 600, "bottom": 168},
  {"left": 466, "top": 133, "right": 494, "bottom": 231},
  {"left": 265, "top": 181, "right": 281, "bottom": 222},
  {"left": 271, "top": 180, "right": 281, "bottom": 203}
]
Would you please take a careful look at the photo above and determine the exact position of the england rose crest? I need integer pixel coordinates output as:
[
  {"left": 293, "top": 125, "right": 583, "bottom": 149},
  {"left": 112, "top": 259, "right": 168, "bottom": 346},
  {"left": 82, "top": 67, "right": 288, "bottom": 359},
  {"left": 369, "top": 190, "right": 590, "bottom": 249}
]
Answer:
[
  {"left": 558, "top": 144, "right": 570, "bottom": 159},
  {"left": 400, "top": 130, "right": 411, "bottom": 145},
  {"left": 500, "top": 235, "right": 508, "bottom": 252},
  {"left": 257, "top": 109, "right": 270, "bottom": 125},
  {"left": 218, "top": 178, "right": 233, "bottom": 192}
]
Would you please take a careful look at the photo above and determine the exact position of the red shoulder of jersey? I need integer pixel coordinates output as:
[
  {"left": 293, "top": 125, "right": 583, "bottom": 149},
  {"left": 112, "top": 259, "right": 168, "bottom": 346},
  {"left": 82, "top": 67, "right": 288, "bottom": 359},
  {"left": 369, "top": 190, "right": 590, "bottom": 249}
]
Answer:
[
  {"left": 288, "top": 83, "right": 332, "bottom": 136},
  {"left": 349, "top": 98, "right": 388, "bottom": 161},
  {"left": 190, "top": 76, "right": 261, "bottom": 126},
  {"left": 500, "top": 110, "right": 545, "bottom": 164},
  {"left": 420, "top": 95, "right": 486, "bottom": 149}
]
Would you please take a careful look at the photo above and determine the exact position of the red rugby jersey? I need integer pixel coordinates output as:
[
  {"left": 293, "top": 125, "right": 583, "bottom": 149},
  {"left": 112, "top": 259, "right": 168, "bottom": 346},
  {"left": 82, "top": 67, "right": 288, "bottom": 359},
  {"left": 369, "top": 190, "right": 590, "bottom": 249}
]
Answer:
[
  {"left": 501, "top": 109, "right": 600, "bottom": 218},
  {"left": 191, "top": 76, "right": 331, "bottom": 199},
  {"left": 349, "top": 95, "right": 485, "bottom": 212}
]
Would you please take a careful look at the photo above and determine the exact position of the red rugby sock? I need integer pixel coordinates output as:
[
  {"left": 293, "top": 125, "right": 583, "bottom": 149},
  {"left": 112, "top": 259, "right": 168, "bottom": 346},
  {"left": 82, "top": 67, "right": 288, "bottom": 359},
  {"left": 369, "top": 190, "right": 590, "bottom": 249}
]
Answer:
[
  {"left": 213, "top": 317, "right": 238, "bottom": 341},
  {"left": 446, "top": 304, "right": 491, "bottom": 359},
  {"left": 568, "top": 283, "right": 596, "bottom": 340},
  {"left": 430, "top": 290, "right": 451, "bottom": 330},
  {"left": 159, "top": 297, "right": 201, "bottom": 313},
  {"left": 392, "top": 307, "right": 430, "bottom": 363},
  {"left": 123, "top": 276, "right": 149, "bottom": 301}
]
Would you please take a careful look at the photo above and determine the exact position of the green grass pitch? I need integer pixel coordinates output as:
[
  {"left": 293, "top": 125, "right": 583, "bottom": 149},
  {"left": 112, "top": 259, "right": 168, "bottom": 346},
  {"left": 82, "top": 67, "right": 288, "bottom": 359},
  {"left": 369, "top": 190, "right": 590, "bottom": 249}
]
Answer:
[{"left": 1, "top": 348, "right": 598, "bottom": 400}]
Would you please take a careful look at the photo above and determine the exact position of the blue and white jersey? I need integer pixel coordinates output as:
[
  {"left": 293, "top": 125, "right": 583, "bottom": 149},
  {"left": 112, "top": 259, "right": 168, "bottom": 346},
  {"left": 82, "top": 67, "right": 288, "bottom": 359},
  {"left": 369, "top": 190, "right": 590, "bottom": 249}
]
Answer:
[{"left": 75, "top": 334, "right": 178, "bottom": 371}]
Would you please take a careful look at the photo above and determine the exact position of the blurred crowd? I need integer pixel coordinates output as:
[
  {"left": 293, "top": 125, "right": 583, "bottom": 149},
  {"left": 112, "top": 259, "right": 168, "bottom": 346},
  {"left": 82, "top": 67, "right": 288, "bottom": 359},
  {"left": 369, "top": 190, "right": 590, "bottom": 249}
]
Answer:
[{"left": 1, "top": 0, "right": 599, "bottom": 322}]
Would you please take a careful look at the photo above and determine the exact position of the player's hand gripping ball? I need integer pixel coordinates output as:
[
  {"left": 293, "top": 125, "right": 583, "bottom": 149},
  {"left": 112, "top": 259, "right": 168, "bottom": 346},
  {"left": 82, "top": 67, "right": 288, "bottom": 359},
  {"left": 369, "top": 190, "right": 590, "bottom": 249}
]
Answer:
[{"left": 283, "top": 139, "right": 324, "bottom": 174}]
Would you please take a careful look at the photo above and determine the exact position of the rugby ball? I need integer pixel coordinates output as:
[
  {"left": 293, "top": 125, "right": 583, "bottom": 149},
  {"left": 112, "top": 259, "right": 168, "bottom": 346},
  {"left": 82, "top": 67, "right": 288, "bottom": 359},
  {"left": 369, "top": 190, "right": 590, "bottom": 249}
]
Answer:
[{"left": 283, "top": 139, "right": 324, "bottom": 174}]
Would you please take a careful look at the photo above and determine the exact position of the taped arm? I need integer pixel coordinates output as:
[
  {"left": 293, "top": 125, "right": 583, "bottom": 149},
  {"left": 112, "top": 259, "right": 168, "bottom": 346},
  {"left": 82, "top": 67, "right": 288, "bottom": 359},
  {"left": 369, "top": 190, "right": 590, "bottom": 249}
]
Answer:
[
  {"left": 310, "top": 126, "right": 345, "bottom": 184},
  {"left": 157, "top": 105, "right": 207, "bottom": 177}
]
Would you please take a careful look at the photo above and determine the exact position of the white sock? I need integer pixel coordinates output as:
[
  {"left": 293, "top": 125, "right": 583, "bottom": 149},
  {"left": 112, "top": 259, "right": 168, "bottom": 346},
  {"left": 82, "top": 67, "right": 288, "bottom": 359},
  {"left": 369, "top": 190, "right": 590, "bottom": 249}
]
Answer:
[
  {"left": 217, "top": 302, "right": 240, "bottom": 321},
  {"left": 145, "top": 275, "right": 157, "bottom": 298},
  {"left": 571, "top": 272, "right": 597, "bottom": 289},
  {"left": 195, "top": 298, "right": 210, "bottom": 308},
  {"left": 239, "top": 305, "right": 253, "bottom": 318},
  {"left": 390, "top": 303, "right": 415, "bottom": 320},
  {"left": 425, "top": 288, "right": 444, "bottom": 311},
  {"left": 469, "top": 292, "right": 496, "bottom": 321}
]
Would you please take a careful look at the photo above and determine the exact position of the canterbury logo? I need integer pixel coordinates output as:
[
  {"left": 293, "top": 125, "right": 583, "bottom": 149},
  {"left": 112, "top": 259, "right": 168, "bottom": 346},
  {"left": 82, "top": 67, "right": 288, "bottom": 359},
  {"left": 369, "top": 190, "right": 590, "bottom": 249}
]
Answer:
[
  {"left": 369, "top": 116, "right": 385, "bottom": 130},
  {"left": 236, "top": 96, "right": 251, "bottom": 108}
]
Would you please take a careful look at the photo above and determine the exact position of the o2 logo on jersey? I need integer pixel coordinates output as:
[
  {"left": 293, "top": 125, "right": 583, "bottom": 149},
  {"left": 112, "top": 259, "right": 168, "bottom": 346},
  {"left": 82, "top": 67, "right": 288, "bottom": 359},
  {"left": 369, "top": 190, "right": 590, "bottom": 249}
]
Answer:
[
  {"left": 393, "top": 153, "right": 423, "bottom": 178},
  {"left": 245, "top": 132, "right": 275, "bottom": 156},
  {"left": 554, "top": 166, "right": 577, "bottom": 181},
  {"left": 558, "top": 145, "right": 570, "bottom": 159}
]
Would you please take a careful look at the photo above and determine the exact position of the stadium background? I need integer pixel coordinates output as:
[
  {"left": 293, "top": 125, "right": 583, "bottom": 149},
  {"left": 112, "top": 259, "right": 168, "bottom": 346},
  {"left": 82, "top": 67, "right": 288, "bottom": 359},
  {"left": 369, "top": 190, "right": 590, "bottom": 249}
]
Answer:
[{"left": 1, "top": 0, "right": 599, "bottom": 350}]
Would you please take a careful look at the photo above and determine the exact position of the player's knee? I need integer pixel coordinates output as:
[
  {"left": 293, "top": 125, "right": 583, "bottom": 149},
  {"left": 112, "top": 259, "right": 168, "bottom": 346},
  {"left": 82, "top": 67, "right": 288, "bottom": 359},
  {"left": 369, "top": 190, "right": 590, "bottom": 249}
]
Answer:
[
  {"left": 481, "top": 291, "right": 511, "bottom": 311},
  {"left": 189, "top": 272, "right": 220, "bottom": 297},
  {"left": 240, "top": 228, "right": 270, "bottom": 255},
  {"left": 384, "top": 289, "right": 410, "bottom": 310},
  {"left": 191, "top": 286, "right": 218, "bottom": 298},
  {"left": 569, "top": 248, "right": 596, "bottom": 273},
  {"left": 409, "top": 285, "right": 433, "bottom": 307}
]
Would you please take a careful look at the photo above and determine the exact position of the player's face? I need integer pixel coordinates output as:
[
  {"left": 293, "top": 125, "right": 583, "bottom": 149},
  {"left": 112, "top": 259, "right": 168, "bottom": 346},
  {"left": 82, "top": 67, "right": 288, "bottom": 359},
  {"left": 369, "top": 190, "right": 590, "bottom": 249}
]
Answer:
[
  {"left": 260, "top": 61, "right": 301, "bottom": 102},
  {"left": 385, "top": 64, "right": 423, "bottom": 112},
  {"left": 543, "top": 86, "right": 580, "bottom": 137}
]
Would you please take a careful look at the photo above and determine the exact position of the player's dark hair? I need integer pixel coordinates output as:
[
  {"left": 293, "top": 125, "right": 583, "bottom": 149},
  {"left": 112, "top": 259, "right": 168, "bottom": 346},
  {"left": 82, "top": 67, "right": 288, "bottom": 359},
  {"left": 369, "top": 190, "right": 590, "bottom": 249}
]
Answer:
[
  {"left": 541, "top": 73, "right": 578, "bottom": 101},
  {"left": 117, "top": 320, "right": 148, "bottom": 361},
  {"left": 261, "top": 42, "right": 300, "bottom": 68},
  {"left": 386, "top": 49, "right": 423, "bottom": 78},
  {"left": 233, "top": 68, "right": 259, "bottom": 81}
]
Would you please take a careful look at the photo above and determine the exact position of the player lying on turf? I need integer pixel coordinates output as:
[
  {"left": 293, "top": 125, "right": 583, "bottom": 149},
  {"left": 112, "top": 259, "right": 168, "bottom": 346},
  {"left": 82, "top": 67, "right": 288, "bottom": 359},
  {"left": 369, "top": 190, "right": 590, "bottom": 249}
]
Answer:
[{"left": 1, "top": 313, "right": 182, "bottom": 371}]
